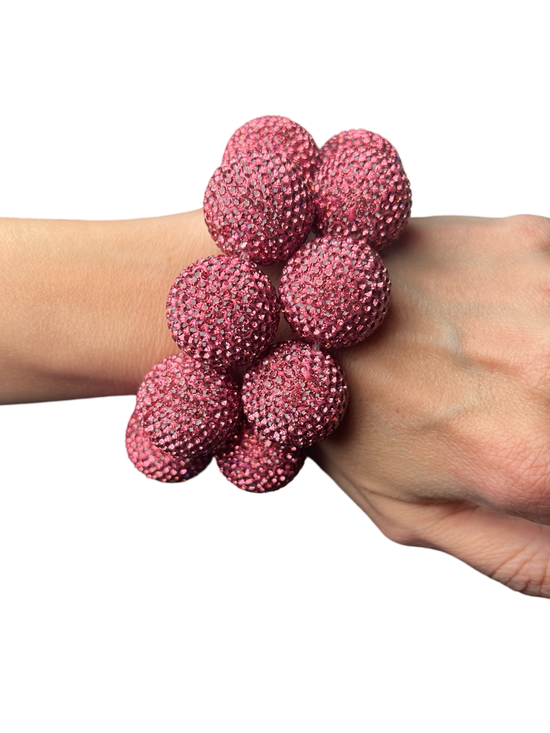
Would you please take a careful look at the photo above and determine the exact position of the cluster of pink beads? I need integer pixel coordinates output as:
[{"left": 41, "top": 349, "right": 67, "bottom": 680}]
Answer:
[{"left": 126, "top": 116, "right": 412, "bottom": 492}]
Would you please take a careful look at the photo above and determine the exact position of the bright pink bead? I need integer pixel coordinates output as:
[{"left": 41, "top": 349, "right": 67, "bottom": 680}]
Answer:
[
  {"left": 166, "top": 254, "right": 279, "bottom": 369},
  {"left": 135, "top": 353, "right": 241, "bottom": 458},
  {"left": 314, "top": 129, "right": 412, "bottom": 250},
  {"left": 222, "top": 115, "right": 320, "bottom": 183},
  {"left": 241, "top": 340, "right": 348, "bottom": 447},
  {"left": 203, "top": 150, "right": 315, "bottom": 265},
  {"left": 280, "top": 236, "right": 390, "bottom": 348},
  {"left": 216, "top": 422, "right": 305, "bottom": 492},
  {"left": 126, "top": 411, "right": 211, "bottom": 482}
]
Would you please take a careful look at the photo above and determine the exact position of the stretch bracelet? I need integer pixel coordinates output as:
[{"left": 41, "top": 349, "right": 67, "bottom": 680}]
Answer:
[{"left": 125, "top": 116, "right": 412, "bottom": 492}]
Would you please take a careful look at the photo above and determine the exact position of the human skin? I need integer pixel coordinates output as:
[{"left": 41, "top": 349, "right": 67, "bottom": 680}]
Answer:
[{"left": 1, "top": 211, "right": 549, "bottom": 596}]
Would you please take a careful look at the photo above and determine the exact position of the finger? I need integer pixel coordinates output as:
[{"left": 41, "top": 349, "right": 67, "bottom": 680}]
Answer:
[{"left": 374, "top": 497, "right": 550, "bottom": 597}]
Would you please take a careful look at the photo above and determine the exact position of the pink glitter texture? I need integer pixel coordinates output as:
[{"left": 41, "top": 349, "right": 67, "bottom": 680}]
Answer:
[
  {"left": 314, "top": 129, "right": 411, "bottom": 250},
  {"left": 279, "top": 236, "right": 391, "bottom": 348},
  {"left": 241, "top": 340, "right": 348, "bottom": 447},
  {"left": 126, "top": 411, "right": 211, "bottom": 482},
  {"left": 135, "top": 353, "right": 241, "bottom": 458},
  {"left": 216, "top": 422, "right": 305, "bottom": 492},
  {"left": 203, "top": 150, "right": 315, "bottom": 265},
  {"left": 166, "top": 254, "right": 280, "bottom": 369},
  {"left": 222, "top": 115, "right": 320, "bottom": 183}
]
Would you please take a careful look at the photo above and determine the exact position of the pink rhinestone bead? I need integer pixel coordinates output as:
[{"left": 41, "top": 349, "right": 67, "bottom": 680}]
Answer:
[
  {"left": 166, "top": 254, "right": 280, "bottom": 369},
  {"left": 203, "top": 150, "right": 315, "bottom": 265},
  {"left": 216, "top": 422, "right": 305, "bottom": 492},
  {"left": 314, "top": 129, "right": 412, "bottom": 250},
  {"left": 280, "top": 236, "right": 391, "bottom": 348},
  {"left": 126, "top": 411, "right": 211, "bottom": 482},
  {"left": 135, "top": 353, "right": 241, "bottom": 458},
  {"left": 222, "top": 115, "right": 320, "bottom": 183},
  {"left": 242, "top": 340, "right": 348, "bottom": 447}
]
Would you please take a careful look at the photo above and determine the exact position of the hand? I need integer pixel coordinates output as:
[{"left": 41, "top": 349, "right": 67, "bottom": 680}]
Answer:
[
  {"left": 309, "top": 215, "right": 550, "bottom": 597},
  {"left": 4, "top": 208, "right": 549, "bottom": 596}
]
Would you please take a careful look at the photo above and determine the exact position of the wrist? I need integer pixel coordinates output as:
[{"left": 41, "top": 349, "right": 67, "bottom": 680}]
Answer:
[
  {"left": 0, "top": 210, "right": 220, "bottom": 403},
  {"left": 108, "top": 210, "right": 221, "bottom": 394}
]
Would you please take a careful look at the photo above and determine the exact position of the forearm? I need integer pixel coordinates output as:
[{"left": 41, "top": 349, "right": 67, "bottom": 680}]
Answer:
[{"left": 0, "top": 210, "right": 219, "bottom": 403}]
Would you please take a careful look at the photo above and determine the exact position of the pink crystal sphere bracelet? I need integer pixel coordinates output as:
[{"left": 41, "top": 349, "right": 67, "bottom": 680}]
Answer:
[
  {"left": 166, "top": 254, "right": 279, "bottom": 368},
  {"left": 126, "top": 115, "right": 412, "bottom": 492},
  {"left": 279, "top": 236, "right": 391, "bottom": 348},
  {"left": 204, "top": 150, "right": 315, "bottom": 265}
]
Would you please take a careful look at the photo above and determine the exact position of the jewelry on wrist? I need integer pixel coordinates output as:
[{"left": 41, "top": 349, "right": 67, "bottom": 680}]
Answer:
[{"left": 126, "top": 115, "right": 411, "bottom": 492}]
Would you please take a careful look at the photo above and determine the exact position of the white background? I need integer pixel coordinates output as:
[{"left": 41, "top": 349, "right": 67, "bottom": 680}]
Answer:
[{"left": 0, "top": 2, "right": 548, "bottom": 731}]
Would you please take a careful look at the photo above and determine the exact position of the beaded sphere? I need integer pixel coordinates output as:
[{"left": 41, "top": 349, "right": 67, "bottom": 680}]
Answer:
[
  {"left": 203, "top": 150, "right": 315, "bottom": 265},
  {"left": 242, "top": 340, "right": 348, "bottom": 447},
  {"left": 135, "top": 353, "right": 241, "bottom": 458},
  {"left": 222, "top": 115, "right": 320, "bottom": 183},
  {"left": 126, "top": 412, "right": 211, "bottom": 483},
  {"left": 314, "top": 129, "right": 412, "bottom": 250},
  {"left": 166, "top": 254, "right": 280, "bottom": 369},
  {"left": 280, "top": 236, "right": 390, "bottom": 348},
  {"left": 216, "top": 422, "right": 306, "bottom": 492}
]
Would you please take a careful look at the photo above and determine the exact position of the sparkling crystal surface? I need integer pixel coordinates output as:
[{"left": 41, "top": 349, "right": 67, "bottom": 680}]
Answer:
[
  {"left": 126, "top": 411, "right": 211, "bottom": 482},
  {"left": 222, "top": 115, "right": 320, "bottom": 183},
  {"left": 314, "top": 129, "right": 412, "bottom": 249},
  {"left": 241, "top": 340, "right": 348, "bottom": 447},
  {"left": 216, "top": 422, "right": 305, "bottom": 492},
  {"left": 203, "top": 150, "right": 315, "bottom": 265},
  {"left": 135, "top": 353, "right": 241, "bottom": 458},
  {"left": 280, "top": 236, "right": 391, "bottom": 348},
  {"left": 166, "top": 254, "right": 279, "bottom": 369}
]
